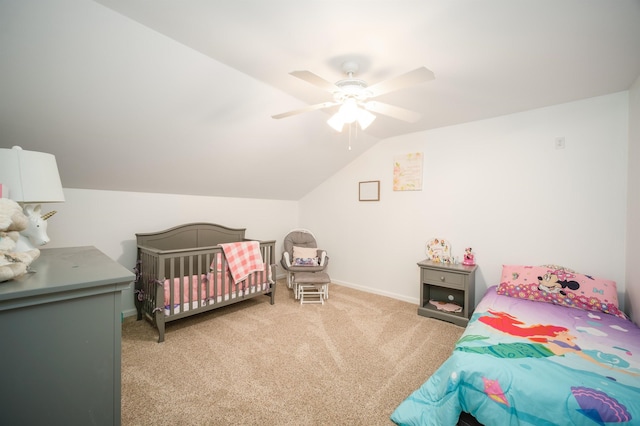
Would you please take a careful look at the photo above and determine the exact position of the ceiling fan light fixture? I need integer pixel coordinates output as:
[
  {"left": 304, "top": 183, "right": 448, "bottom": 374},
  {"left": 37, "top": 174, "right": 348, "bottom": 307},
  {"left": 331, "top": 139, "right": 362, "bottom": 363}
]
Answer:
[
  {"left": 338, "top": 98, "right": 359, "bottom": 123},
  {"left": 356, "top": 108, "right": 376, "bottom": 130},
  {"left": 328, "top": 105, "right": 375, "bottom": 132},
  {"left": 327, "top": 113, "right": 345, "bottom": 132}
]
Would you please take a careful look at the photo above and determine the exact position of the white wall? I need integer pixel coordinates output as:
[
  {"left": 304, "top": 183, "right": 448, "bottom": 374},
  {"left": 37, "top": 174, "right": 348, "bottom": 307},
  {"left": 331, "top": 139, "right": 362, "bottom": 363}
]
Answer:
[
  {"left": 627, "top": 75, "right": 640, "bottom": 324},
  {"left": 300, "top": 93, "right": 630, "bottom": 312},
  {"left": 45, "top": 189, "right": 298, "bottom": 316}
]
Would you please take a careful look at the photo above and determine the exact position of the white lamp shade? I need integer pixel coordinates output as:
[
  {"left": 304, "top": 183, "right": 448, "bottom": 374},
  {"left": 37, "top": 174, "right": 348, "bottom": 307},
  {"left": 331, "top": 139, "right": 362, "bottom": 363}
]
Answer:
[
  {"left": 328, "top": 102, "right": 376, "bottom": 132},
  {"left": 339, "top": 98, "right": 359, "bottom": 123},
  {"left": 0, "top": 146, "right": 65, "bottom": 203},
  {"left": 356, "top": 109, "right": 376, "bottom": 130},
  {"left": 327, "top": 113, "right": 345, "bottom": 132}
]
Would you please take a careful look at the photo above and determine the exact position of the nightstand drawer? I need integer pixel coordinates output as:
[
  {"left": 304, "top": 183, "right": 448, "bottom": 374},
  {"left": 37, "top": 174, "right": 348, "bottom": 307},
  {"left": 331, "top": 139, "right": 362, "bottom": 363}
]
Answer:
[{"left": 422, "top": 269, "right": 465, "bottom": 289}]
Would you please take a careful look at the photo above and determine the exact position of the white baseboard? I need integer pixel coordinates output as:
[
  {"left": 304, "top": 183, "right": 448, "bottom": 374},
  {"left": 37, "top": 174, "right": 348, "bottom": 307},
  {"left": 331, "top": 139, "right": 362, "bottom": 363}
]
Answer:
[
  {"left": 122, "top": 308, "right": 138, "bottom": 318},
  {"left": 330, "top": 278, "right": 419, "bottom": 305}
]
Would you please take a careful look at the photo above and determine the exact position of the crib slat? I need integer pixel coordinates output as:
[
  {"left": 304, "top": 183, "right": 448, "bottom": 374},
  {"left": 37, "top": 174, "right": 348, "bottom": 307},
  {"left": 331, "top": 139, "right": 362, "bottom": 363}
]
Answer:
[
  {"left": 170, "top": 257, "right": 176, "bottom": 316},
  {"left": 203, "top": 253, "right": 209, "bottom": 301},
  {"left": 197, "top": 254, "right": 209, "bottom": 307},
  {"left": 187, "top": 255, "right": 193, "bottom": 309}
]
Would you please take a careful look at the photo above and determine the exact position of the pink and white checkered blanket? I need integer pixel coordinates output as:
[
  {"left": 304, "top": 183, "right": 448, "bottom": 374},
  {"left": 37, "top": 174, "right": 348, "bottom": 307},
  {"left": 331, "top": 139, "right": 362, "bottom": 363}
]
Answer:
[{"left": 219, "top": 241, "right": 265, "bottom": 284}]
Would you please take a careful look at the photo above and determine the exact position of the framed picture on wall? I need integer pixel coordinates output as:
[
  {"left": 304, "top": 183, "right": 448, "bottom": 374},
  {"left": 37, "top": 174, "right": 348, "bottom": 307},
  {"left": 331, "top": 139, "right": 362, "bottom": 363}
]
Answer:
[
  {"left": 359, "top": 181, "right": 380, "bottom": 201},
  {"left": 393, "top": 152, "right": 423, "bottom": 191}
]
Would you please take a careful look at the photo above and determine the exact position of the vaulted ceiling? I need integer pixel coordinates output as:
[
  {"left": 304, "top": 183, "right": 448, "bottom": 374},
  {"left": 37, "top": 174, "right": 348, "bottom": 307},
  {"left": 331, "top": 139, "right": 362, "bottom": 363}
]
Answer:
[{"left": 1, "top": 0, "right": 639, "bottom": 200}]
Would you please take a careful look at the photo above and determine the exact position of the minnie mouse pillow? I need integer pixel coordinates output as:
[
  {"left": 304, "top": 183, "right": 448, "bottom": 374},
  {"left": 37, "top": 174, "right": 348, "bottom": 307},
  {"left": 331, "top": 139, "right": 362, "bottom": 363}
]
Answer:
[{"left": 496, "top": 264, "right": 625, "bottom": 318}]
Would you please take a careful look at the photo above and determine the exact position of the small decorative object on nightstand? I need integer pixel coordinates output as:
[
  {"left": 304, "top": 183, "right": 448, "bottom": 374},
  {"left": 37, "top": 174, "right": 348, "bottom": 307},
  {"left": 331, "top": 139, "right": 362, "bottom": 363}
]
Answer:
[
  {"left": 417, "top": 259, "right": 477, "bottom": 326},
  {"left": 425, "top": 238, "right": 452, "bottom": 263},
  {"left": 463, "top": 247, "right": 475, "bottom": 266}
]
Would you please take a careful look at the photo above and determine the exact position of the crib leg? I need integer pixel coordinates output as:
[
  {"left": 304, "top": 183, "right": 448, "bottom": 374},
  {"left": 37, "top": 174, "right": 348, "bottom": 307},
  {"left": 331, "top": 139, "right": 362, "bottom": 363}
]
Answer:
[
  {"left": 269, "top": 265, "right": 276, "bottom": 305},
  {"left": 134, "top": 287, "right": 143, "bottom": 321},
  {"left": 155, "top": 311, "right": 165, "bottom": 343}
]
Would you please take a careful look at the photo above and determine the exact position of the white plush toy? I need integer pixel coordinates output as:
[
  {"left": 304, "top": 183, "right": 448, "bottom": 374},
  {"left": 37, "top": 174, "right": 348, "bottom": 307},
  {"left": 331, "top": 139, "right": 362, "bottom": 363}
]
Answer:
[{"left": 0, "top": 199, "right": 40, "bottom": 282}]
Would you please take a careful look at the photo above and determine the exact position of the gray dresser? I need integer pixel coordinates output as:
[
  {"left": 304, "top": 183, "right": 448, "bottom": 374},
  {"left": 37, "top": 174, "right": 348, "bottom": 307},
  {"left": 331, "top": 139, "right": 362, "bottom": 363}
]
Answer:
[{"left": 0, "top": 246, "right": 134, "bottom": 426}]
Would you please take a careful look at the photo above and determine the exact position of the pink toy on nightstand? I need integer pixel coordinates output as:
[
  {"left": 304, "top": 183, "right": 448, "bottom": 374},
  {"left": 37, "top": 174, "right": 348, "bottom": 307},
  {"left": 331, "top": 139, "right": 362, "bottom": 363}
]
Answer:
[{"left": 463, "top": 247, "right": 475, "bottom": 266}]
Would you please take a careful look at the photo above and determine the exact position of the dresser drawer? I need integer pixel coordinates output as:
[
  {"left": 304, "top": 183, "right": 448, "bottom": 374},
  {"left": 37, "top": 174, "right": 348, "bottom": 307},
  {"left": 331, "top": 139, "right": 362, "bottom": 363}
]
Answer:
[{"left": 422, "top": 268, "right": 465, "bottom": 289}]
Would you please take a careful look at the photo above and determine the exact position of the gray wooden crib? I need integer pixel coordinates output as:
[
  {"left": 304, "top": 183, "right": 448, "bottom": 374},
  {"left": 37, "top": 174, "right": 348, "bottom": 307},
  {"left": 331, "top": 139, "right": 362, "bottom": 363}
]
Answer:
[{"left": 134, "top": 222, "right": 276, "bottom": 342}]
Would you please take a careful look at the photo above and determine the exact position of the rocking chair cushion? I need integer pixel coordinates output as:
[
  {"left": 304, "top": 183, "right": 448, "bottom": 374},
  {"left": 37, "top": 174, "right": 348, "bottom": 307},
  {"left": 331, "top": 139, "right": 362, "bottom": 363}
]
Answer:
[{"left": 293, "top": 246, "right": 318, "bottom": 259}]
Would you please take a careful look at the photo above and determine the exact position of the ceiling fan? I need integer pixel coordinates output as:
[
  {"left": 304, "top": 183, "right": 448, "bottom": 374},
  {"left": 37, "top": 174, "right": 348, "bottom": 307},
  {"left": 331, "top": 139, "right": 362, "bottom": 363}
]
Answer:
[{"left": 272, "top": 61, "right": 435, "bottom": 132}]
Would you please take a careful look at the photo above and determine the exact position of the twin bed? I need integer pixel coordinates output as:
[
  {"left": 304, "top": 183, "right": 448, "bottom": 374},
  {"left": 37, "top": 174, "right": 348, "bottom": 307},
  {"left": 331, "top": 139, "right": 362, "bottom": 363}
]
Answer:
[
  {"left": 392, "top": 264, "right": 640, "bottom": 425},
  {"left": 134, "top": 223, "right": 276, "bottom": 342}
]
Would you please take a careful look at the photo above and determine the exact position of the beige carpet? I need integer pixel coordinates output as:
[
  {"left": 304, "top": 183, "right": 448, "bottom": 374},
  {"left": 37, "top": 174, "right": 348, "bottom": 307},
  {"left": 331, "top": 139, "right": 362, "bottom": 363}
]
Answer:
[{"left": 121, "top": 279, "right": 464, "bottom": 425}]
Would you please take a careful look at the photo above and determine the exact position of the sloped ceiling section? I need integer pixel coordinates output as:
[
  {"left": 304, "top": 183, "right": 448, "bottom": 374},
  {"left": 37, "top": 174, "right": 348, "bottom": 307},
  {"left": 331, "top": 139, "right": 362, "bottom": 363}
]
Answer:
[
  {"left": 1, "top": 0, "right": 639, "bottom": 201},
  {"left": 0, "top": 0, "right": 378, "bottom": 201}
]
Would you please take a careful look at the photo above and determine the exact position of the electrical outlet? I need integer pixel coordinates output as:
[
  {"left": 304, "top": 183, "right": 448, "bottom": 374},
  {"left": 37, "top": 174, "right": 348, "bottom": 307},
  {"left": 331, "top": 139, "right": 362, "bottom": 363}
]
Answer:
[{"left": 555, "top": 137, "right": 565, "bottom": 149}]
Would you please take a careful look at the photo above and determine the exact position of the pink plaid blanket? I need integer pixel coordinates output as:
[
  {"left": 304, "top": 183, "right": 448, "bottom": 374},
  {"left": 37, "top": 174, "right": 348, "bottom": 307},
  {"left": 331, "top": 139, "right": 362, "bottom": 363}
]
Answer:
[{"left": 219, "top": 241, "right": 265, "bottom": 284}]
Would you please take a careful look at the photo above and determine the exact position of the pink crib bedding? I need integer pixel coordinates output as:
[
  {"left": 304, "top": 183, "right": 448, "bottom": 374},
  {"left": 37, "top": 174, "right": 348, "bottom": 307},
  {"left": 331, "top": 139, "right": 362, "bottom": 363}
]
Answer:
[{"left": 163, "top": 264, "right": 270, "bottom": 308}]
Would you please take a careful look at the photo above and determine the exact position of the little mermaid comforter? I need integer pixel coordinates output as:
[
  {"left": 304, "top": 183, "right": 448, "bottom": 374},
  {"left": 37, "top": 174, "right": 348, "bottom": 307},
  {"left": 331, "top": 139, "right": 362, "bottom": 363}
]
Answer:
[{"left": 391, "top": 286, "right": 640, "bottom": 425}]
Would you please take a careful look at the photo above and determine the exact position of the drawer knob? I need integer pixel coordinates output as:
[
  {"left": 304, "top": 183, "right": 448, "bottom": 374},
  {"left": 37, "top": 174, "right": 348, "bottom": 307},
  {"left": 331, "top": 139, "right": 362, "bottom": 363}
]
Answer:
[{"left": 440, "top": 276, "right": 445, "bottom": 282}]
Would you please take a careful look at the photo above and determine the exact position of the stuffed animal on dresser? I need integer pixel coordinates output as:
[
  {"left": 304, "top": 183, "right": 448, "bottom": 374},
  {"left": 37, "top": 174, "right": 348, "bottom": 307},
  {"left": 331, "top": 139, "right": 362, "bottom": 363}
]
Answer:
[{"left": 0, "top": 199, "right": 40, "bottom": 282}]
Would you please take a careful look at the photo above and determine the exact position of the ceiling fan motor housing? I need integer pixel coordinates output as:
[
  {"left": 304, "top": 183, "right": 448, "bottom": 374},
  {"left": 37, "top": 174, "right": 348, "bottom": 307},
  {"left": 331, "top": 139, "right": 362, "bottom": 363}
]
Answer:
[{"left": 334, "top": 79, "right": 371, "bottom": 102}]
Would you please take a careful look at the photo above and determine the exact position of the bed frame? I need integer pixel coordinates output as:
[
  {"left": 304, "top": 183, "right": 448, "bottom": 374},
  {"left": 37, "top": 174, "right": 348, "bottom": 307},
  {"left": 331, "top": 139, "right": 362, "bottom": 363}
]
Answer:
[{"left": 134, "top": 223, "right": 276, "bottom": 342}]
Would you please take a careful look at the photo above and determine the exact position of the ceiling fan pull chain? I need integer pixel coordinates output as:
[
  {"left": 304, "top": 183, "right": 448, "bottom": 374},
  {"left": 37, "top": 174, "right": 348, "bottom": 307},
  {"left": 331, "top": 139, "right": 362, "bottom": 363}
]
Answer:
[{"left": 355, "top": 121, "right": 359, "bottom": 146}]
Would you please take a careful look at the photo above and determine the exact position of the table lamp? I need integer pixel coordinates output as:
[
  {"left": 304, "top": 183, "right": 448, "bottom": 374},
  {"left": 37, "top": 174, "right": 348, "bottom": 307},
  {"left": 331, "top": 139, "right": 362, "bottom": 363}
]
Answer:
[{"left": 0, "top": 146, "right": 65, "bottom": 250}]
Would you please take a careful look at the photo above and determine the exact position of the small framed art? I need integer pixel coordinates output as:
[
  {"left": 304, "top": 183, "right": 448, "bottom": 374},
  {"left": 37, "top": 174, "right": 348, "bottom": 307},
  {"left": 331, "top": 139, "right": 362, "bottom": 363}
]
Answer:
[{"left": 359, "top": 181, "right": 380, "bottom": 201}]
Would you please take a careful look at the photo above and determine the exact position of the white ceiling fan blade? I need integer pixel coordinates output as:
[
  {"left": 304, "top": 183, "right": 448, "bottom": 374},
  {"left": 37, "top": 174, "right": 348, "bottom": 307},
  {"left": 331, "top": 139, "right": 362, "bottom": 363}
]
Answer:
[
  {"left": 367, "top": 67, "right": 435, "bottom": 97},
  {"left": 289, "top": 70, "right": 336, "bottom": 92},
  {"left": 364, "top": 101, "right": 422, "bottom": 123},
  {"left": 272, "top": 102, "right": 338, "bottom": 119}
]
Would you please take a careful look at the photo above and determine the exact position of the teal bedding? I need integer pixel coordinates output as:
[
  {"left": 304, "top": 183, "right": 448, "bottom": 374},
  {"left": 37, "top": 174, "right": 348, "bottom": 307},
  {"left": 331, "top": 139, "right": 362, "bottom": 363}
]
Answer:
[{"left": 391, "top": 286, "right": 640, "bottom": 425}]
